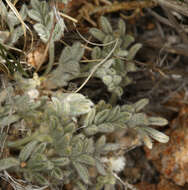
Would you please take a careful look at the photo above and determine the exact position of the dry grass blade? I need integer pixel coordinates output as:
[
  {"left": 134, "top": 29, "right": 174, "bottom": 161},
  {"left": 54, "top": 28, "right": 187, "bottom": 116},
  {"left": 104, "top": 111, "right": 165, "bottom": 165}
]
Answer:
[
  {"left": 5, "top": 0, "right": 27, "bottom": 49},
  {"left": 0, "top": 62, "right": 10, "bottom": 76},
  {"left": 13, "top": 0, "right": 19, "bottom": 6},
  {"left": 60, "top": 12, "right": 78, "bottom": 23},
  {"left": 155, "top": 0, "right": 188, "bottom": 17},
  {"left": 74, "top": 39, "right": 119, "bottom": 93},
  {"left": 74, "top": 23, "right": 116, "bottom": 47},
  {"left": 0, "top": 171, "right": 48, "bottom": 190},
  {"left": 5, "top": 0, "right": 33, "bottom": 50},
  {"left": 162, "top": 6, "right": 188, "bottom": 44}
]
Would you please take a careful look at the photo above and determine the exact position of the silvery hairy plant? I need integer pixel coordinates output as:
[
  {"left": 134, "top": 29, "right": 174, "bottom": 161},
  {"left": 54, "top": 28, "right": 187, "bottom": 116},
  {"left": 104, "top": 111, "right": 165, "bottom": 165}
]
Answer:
[
  {"left": 0, "top": 2, "right": 28, "bottom": 74},
  {"left": 89, "top": 16, "right": 142, "bottom": 98},
  {"left": 0, "top": 1, "right": 169, "bottom": 189},
  {"left": 44, "top": 42, "right": 84, "bottom": 89},
  {"left": 27, "top": 0, "right": 65, "bottom": 73},
  {"left": 0, "top": 72, "right": 169, "bottom": 190},
  {"left": 0, "top": 1, "right": 27, "bottom": 45},
  {"left": 44, "top": 16, "right": 142, "bottom": 99}
]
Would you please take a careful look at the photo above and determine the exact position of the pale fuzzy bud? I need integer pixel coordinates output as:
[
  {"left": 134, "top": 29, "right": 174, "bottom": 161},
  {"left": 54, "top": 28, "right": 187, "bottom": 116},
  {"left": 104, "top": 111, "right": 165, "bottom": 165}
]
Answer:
[
  {"left": 27, "top": 89, "right": 39, "bottom": 100},
  {"left": 101, "top": 156, "right": 126, "bottom": 173}
]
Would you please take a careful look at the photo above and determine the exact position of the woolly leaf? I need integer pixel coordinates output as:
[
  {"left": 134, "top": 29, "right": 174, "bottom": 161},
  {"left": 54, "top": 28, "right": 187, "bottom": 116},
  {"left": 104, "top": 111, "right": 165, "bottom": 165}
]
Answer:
[
  {"left": 9, "top": 26, "right": 24, "bottom": 45},
  {"left": 102, "top": 75, "right": 113, "bottom": 86},
  {"left": 84, "top": 125, "right": 98, "bottom": 136},
  {"left": 123, "top": 76, "right": 132, "bottom": 86},
  {"left": 46, "top": 43, "right": 84, "bottom": 89},
  {"left": 51, "top": 96, "right": 67, "bottom": 115},
  {"left": 115, "top": 49, "right": 128, "bottom": 57},
  {"left": 137, "top": 127, "right": 153, "bottom": 149},
  {"left": 106, "top": 83, "right": 115, "bottom": 92},
  {"left": 34, "top": 23, "right": 50, "bottom": 43},
  {"left": 0, "top": 115, "right": 20, "bottom": 127},
  {"left": 58, "top": 45, "right": 72, "bottom": 63},
  {"left": 61, "top": 98, "right": 71, "bottom": 115},
  {"left": 128, "top": 113, "right": 149, "bottom": 127},
  {"left": 0, "top": 1, "right": 7, "bottom": 19},
  {"left": 71, "top": 42, "right": 85, "bottom": 62},
  {"left": 76, "top": 154, "right": 96, "bottom": 166},
  {"left": 71, "top": 137, "right": 84, "bottom": 156},
  {"left": 122, "top": 35, "right": 135, "bottom": 49},
  {"left": 125, "top": 62, "right": 137, "bottom": 72},
  {"left": 96, "top": 135, "right": 106, "bottom": 151},
  {"left": 30, "top": 0, "right": 41, "bottom": 11},
  {"left": 45, "top": 11, "right": 53, "bottom": 30},
  {"left": 40, "top": 1, "right": 49, "bottom": 20},
  {"left": 73, "top": 162, "right": 90, "bottom": 184},
  {"left": 97, "top": 123, "right": 114, "bottom": 133},
  {"left": 45, "top": 67, "right": 69, "bottom": 89},
  {"left": 23, "top": 171, "right": 33, "bottom": 182},
  {"left": 142, "top": 126, "right": 169, "bottom": 143},
  {"left": 28, "top": 154, "right": 54, "bottom": 171},
  {"left": 19, "top": 141, "right": 38, "bottom": 162},
  {"left": 115, "top": 111, "right": 132, "bottom": 123},
  {"left": 102, "top": 143, "right": 120, "bottom": 152},
  {"left": 127, "top": 43, "right": 142, "bottom": 61},
  {"left": 94, "top": 109, "right": 110, "bottom": 125},
  {"left": 19, "top": 4, "right": 28, "bottom": 21},
  {"left": 100, "top": 16, "right": 113, "bottom": 34},
  {"left": 106, "top": 106, "right": 121, "bottom": 122},
  {"left": 31, "top": 142, "right": 47, "bottom": 156},
  {"left": 28, "top": 152, "right": 47, "bottom": 164},
  {"left": 113, "top": 122, "right": 128, "bottom": 129},
  {"left": 103, "top": 35, "right": 114, "bottom": 54},
  {"left": 113, "top": 75, "right": 122, "bottom": 85},
  {"left": 90, "top": 28, "right": 106, "bottom": 42},
  {"left": 91, "top": 46, "right": 102, "bottom": 59},
  {"left": 55, "top": 133, "right": 72, "bottom": 156},
  {"left": 64, "top": 122, "right": 76, "bottom": 134},
  {"left": 102, "top": 59, "right": 115, "bottom": 70},
  {"left": 52, "top": 17, "right": 65, "bottom": 41},
  {"left": 51, "top": 157, "right": 70, "bottom": 167},
  {"left": 61, "top": 60, "right": 80, "bottom": 76},
  {"left": 7, "top": 12, "right": 19, "bottom": 28},
  {"left": 84, "top": 108, "right": 96, "bottom": 127},
  {"left": 83, "top": 138, "right": 94, "bottom": 154},
  {"left": 114, "top": 86, "right": 124, "bottom": 97},
  {"left": 133, "top": 98, "right": 149, "bottom": 112},
  {"left": 51, "top": 167, "right": 63, "bottom": 180},
  {"left": 96, "top": 160, "right": 107, "bottom": 175},
  {"left": 118, "top": 19, "right": 126, "bottom": 36},
  {"left": 97, "top": 175, "right": 116, "bottom": 185},
  {"left": 148, "top": 117, "right": 168, "bottom": 126},
  {"left": 27, "top": 9, "right": 42, "bottom": 22},
  {"left": 62, "top": 93, "right": 94, "bottom": 116},
  {"left": 76, "top": 181, "right": 87, "bottom": 190},
  {"left": 121, "top": 104, "right": 134, "bottom": 113},
  {"left": 7, "top": 4, "right": 27, "bottom": 29},
  {"left": 0, "top": 158, "right": 20, "bottom": 171},
  {"left": 96, "top": 68, "right": 107, "bottom": 78},
  {"left": 58, "top": 42, "right": 84, "bottom": 64},
  {"left": 33, "top": 173, "right": 49, "bottom": 185},
  {"left": 0, "top": 31, "right": 9, "bottom": 43}
]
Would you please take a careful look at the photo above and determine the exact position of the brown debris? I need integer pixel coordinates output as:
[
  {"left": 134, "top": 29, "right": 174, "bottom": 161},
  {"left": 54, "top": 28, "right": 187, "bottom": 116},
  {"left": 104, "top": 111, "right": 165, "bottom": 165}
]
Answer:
[
  {"left": 76, "top": 0, "right": 157, "bottom": 26},
  {"left": 145, "top": 92, "right": 188, "bottom": 186},
  {"left": 26, "top": 43, "right": 48, "bottom": 69},
  {"left": 136, "top": 177, "right": 182, "bottom": 190}
]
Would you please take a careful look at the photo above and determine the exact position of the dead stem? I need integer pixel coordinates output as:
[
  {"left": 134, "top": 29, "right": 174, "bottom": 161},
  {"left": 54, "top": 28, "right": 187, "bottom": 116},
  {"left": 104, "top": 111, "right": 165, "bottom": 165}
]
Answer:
[{"left": 77, "top": 0, "right": 156, "bottom": 21}]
